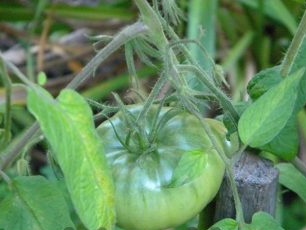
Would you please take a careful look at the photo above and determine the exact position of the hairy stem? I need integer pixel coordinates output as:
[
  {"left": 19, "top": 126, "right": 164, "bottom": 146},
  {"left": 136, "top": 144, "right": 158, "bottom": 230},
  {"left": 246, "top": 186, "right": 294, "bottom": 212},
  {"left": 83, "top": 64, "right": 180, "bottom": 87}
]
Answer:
[
  {"left": 281, "top": 10, "right": 306, "bottom": 77},
  {"left": 0, "top": 123, "right": 40, "bottom": 170},
  {"left": 66, "top": 22, "right": 148, "bottom": 89},
  {"left": 195, "top": 112, "right": 245, "bottom": 224},
  {"left": 0, "top": 169, "right": 11, "bottom": 184},
  {"left": 134, "top": 1, "right": 243, "bottom": 223},
  {"left": 133, "top": 0, "right": 168, "bottom": 51},
  {"left": 125, "top": 43, "right": 141, "bottom": 94},
  {"left": 133, "top": 0, "right": 187, "bottom": 122},
  {"left": 136, "top": 76, "right": 168, "bottom": 122},
  {"left": 178, "top": 64, "right": 239, "bottom": 123},
  {"left": 281, "top": 10, "right": 306, "bottom": 179}
]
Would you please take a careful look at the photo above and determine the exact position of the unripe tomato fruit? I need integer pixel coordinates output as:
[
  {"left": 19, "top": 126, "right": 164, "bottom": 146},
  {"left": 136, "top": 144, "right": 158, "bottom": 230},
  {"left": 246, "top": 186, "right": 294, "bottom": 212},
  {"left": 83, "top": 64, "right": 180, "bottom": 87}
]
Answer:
[{"left": 97, "top": 105, "right": 227, "bottom": 230}]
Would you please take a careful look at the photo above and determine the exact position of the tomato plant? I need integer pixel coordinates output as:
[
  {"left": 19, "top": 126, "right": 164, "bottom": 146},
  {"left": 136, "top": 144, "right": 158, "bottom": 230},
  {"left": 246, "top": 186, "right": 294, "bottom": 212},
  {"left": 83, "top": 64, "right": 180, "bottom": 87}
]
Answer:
[
  {"left": 1, "top": 0, "right": 306, "bottom": 230},
  {"left": 97, "top": 105, "right": 227, "bottom": 230}
]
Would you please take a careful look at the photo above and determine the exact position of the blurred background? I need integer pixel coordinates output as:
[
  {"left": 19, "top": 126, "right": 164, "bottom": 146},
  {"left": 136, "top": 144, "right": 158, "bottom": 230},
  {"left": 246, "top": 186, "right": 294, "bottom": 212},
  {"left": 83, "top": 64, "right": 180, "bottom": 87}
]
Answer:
[{"left": 0, "top": 0, "right": 305, "bottom": 229}]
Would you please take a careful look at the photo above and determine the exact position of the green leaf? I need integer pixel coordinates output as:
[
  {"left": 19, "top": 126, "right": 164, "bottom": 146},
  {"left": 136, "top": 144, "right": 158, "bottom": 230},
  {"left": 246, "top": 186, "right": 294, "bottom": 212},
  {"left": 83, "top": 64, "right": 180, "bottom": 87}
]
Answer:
[
  {"left": 276, "top": 163, "right": 306, "bottom": 203},
  {"left": 170, "top": 150, "right": 210, "bottom": 187},
  {"left": 259, "top": 116, "right": 298, "bottom": 160},
  {"left": 170, "top": 151, "right": 207, "bottom": 187},
  {"left": 27, "top": 87, "right": 115, "bottom": 230},
  {"left": 244, "top": 212, "right": 284, "bottom": 230},
  {"left": 247, "top": 66, "right": 282, "bottom": 100},
  {"left": 208, "top": 218, "right": 238, "bottom": 230},
  {"left": 238, "top": 69, "right": 304, "bottom": 152},
  {"left": 246, "top": 66, "right": 303, "bottom": 159},
  {"left": 298, "top": 74, "right": 306, "bottom": 109},
  {"left": 0, "top": 176, "right": 74, "bottom": 230}
]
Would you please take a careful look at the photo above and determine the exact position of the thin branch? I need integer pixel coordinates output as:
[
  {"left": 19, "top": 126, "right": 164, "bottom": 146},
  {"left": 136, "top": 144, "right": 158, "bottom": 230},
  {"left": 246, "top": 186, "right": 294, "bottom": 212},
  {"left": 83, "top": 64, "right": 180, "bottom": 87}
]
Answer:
[
  {"left": 0, "top": 123, "right": 40, "bottom": 170},
  {"left": 66, "top": 22, "right": 148, "bottom": 89}
]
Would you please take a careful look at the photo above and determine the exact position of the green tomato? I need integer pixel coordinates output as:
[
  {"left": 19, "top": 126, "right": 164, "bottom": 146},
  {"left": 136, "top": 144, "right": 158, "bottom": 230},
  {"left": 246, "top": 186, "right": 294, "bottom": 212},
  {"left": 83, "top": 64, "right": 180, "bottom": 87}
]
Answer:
[{"left": 97, "top": 105, "right": 227, "bottom": 230}]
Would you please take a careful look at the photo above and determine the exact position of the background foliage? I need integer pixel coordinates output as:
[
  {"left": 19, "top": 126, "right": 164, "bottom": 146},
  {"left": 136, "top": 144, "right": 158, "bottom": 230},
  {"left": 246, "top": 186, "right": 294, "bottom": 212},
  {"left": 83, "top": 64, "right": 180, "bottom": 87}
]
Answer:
[{"left": 0, "top": 0, "right": 306, "bottom": 229}]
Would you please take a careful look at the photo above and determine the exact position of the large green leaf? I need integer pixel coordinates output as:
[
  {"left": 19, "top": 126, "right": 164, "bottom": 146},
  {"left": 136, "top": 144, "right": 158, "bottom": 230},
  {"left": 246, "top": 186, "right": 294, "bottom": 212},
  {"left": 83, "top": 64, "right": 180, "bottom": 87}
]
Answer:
[
  {"left": 247, "top": 66, "right": 282, "bottom": 100},
  {"left": 276, "top": 163, "right": 306, "bottom": 203},
  {"left": 244, "top": 212, "right": 284, "bottom": 230},
  {"left": 0, "top": 176, "right": 74, "bottom": 230},
  {"left": 259, "top": 116, "right": 298, "bottom": 160},
  {"left": 245, "top": 66, "right": 304, "bottom": 159},
  {"left": 238, "top": 69, "right": 303, "bottom": 154},
  {"left": 27, "top": 87, "right": 115, "bottom": 230},
  {"left": 208, "top": 212, "right": 283, "bottom": 230}
]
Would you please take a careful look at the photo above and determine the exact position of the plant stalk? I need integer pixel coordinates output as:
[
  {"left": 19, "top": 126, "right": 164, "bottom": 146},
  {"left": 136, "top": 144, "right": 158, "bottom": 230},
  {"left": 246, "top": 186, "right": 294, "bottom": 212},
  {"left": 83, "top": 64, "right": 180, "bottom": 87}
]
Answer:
[
  {"left": 281, "top": 9, "right": 306, "bottom": 77},
  {"left": 0, "top": 169, "right": 11, "bottom": 184},
  {"left": 281, "top": 9, "right": 306, "bottom": 179},
  {"left": 196, "top": 114, "right": 245, "bottom": 224},
  {"left": 134, "top": 0, "right": 244, "bottom": 224},
  {"left": 292, "top": 156, "right": 306, "bottom": 178},
  {"left": 133, "top": 0, "right": 168, "bottom": 51},
  {"left": 178, "top": 64, "right": 239, "bottom": 123},
  {"left": 0, "top": 123, "right": 40, "bottom": 170},
  {"left": 66, "top": 22, "right": 148, "bottom": 90}
]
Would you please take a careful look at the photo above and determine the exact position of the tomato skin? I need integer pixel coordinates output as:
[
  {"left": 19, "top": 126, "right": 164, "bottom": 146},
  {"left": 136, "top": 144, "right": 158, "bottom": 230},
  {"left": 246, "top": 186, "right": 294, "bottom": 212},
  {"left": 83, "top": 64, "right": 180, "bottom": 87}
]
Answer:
[{"left": 97, "top": 105, "right": 227, "bottom": 230}]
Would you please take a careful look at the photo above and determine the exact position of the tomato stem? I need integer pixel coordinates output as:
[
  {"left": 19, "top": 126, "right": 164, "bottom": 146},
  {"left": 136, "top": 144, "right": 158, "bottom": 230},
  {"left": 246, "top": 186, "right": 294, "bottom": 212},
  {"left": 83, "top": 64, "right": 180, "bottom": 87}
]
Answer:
[
  {"left": 136, "top": 76, "right": 168, "bottom": 123},
  {"left": 134, "top": 0, "right": 168, "bottom": 52},
  {"left": 226, "top": 165, "right": 245, "bottom": 224},
  {"left": 0, "top": 169, "right": 11, "bottom": 184},
  {"left": 133, "top": 0, "right": 245, "bottom": 224},
  {"left": 195, "top": 113, "right": 245, "bottom": 225},
  {"left": 281, "top": 9, "right": 306, "bottom": 78},
  {"left": 177, "top": 64, "right": 239, "bottom": 124}
]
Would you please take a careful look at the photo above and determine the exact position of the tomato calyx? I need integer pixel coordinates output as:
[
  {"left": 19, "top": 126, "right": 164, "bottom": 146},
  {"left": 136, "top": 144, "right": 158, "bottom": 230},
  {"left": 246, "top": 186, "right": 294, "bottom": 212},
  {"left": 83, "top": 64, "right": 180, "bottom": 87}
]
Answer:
[
  {"left": 109, "top": 103, "right": 180, "bottom": 156},
  {"left": 114, "top": 121, "right": 156, "bottom": 156}
]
